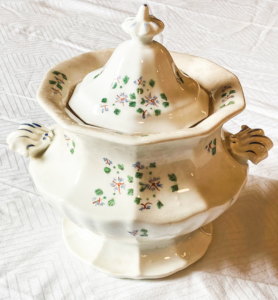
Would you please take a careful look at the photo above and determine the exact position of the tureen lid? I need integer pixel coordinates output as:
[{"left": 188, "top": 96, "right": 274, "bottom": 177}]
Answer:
[{"left": 69, "top": 4, "right": 209, "bottom": 135}]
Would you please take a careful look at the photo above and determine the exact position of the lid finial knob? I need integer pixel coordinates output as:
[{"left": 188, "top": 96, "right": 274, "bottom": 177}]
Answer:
[{"left": 122, "top": 4, "right": 164, "bottom": 43}]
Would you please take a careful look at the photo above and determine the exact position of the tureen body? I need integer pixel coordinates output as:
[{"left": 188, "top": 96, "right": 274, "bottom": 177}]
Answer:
[
  {"left": 28, "top": 124, "right": 247, "bottom": 237},
  {"left": 6, "top": 5, "right": 273, "bottom": 279}
]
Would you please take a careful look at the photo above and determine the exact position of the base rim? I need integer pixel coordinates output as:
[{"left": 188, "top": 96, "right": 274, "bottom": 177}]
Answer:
[{"left": 62, "top": 218, "right": 213, "bottom": 279}]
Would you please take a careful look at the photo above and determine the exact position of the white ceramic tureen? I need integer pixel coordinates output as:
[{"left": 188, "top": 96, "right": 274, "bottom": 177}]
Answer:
[{"left": 7, "top": 5, "right": 273, "bottom": 279}]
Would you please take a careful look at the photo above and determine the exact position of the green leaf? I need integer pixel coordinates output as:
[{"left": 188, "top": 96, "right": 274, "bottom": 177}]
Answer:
[
  {"left": 128, "top": 189, "right": 134, "bottom": 196},
  {"left": 134, "top": 197, "right": 141, "bottom": 204},
  {"left": 108, "top": 199, "right": 115, "bottom": 206},
  {"left": 137, "top": 108, "right": 144, "bottom": 114},
  {"left": 149, "top": 162, "right": 156, "bottom": 168},
  {"left": 157, "top": 200, "right": 164, "bottom": 209},
  {"left": 130, "top": 93, "right": 136, "bottom": 100},
  {"left": 137, "top": 88, "right": 144, "bottom": 94},
  {"left": 95, "top": 189, "right": 103, "bottom": 196},
  {"left": 104, "top": 167, "right": 111, "bottom": 174},
  {"left": 139, "top": 182, "right": 147, "bottom": 192},
  {"left": 101, "top": 98, "right": 107, "bottom": 103},
  {"left": 61, "top": 73, "right": 67, "bottom": 80},
  {"left": 220, "top": 104, "right": 226, "bottom": 108},
  {"left": 212, "top": 147, "right": 216, "bottom": 156},
  {"left": 114, "top": 109, "right": 121, "bottom": 115},
  {"left": 171, "top": 185, "right": 179, "bottom": 192},
  {"left": 229, "top": 90, "right": 236, "bottom": 94},
  {"left": 154, "top": 109, "right": 161, "bottom": 116},
  {"left": 127, "top": 175, "right": 133, "bottom": 183},
  {"left": 149, "top": 79, "right": 155, "bottom": 87},
  {"left": 141, "top": 98, "right": 145, "bottom": 105},
  {"left": 52, "top": 71, "right": 60, "bottom": 75},
  {"left": 57, "top": 83, "right": 63, "bottom": 90},
  {"left": 129, "top": 101, "right": 136, "bottom": 107},
  {"left": 123, "top": 75, "right": 129, "bottom": 84},
  {"left": 228, "top": 101, "right": 235, "bottom": 105},
  {"left": 118, "top": 164, "right": 124, "bottom": 170},
  {"left": 111, "top": 82, "right": 117, "bottom": 89},
  {"left": 135, "top": 172, "right": 143, "bottom": 179},
  {"left": 168, "top": 173, "right": 177, "bottom": 182},
  {"left": 140, "top": 186, "right": 146, "bottom": 192},
  {"left": 221, "top": 93, "right": 227, "bottom": 97},
  {"left": 94, "top": 74, "right": 99, "bottom": 79},
  {"left": 72, "top": 140, "right": 75, "bottom": 148},
  {"left": 49, "top": 80, "right": 56, "bottom": 85},
  {"left": 213, "top": 138, "right": 216, "bottom": 146},
  {"left": 160, "top": 93, "right": 167, "bottom": 101},
  {"left": 162, "top": 102, "right": 169, "bottom": 108},
  {"left": 140, "top": 229, "right": 148, "bottom": 237},
  {"left": 70, "top": 148, "right": 74, "bottom": 154}
]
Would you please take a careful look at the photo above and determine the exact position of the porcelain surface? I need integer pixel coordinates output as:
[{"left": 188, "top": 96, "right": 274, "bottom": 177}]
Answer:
[
  {"left": 63, "top": 218, "right": 213, "bottom": 279},
  {"left": 6, "top": 4, "right": 274, "bottom": 279},
  {"left": 68, "top": 5, "right": 209, "bottom": 134}
]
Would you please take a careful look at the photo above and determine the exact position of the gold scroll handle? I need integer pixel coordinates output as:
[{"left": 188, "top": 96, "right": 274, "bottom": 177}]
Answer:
[{"left": 228, "top": 125, "right": 273, "bottom": 165}]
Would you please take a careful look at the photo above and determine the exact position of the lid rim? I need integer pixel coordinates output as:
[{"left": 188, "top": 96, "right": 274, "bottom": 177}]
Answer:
[{"left": 37, "top": 49, "right": 245, "bottom": 146}]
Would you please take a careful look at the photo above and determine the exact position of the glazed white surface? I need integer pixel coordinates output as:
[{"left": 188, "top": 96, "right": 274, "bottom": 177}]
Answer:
[
  {"left": 8, "top": 44, "right": 263, "bottom": 279},
  {"left": 63, "top": 218, "right": 213, "bottom": 279},
  {"left": 69, "top": 6, "right": 209, "bottom": 134},
  {"left": 2, "top": 0, "right": 278, "bottom": 298},
  {"left": 29, "top": 125, "right": 247, "bottom": 234}
]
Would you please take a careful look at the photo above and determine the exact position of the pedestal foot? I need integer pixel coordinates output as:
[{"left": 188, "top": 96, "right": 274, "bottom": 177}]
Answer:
[{"left": 62, "top": 218, "right": 213, "bottom": 279}]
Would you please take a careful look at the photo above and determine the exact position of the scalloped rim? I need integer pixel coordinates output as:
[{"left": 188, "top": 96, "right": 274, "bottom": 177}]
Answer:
[{"left": 37, "top": 49, "right": 245, "bottom": 146}]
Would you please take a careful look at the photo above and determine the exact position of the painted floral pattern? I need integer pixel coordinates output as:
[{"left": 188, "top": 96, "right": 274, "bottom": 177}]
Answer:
[
  {"left": 103, "top": 158, "right": 113, "bottom": 165},
  {"left": 101, "top": 75, "right": 170, "bottom": 118},
  {"left": 136, "top": 108, "right": 150, "bottom": 119},
  {"left": 134, "top": 76, "right": 146, "bottom": 86},
  {"left": 205, "top": 138, "right": 216, "bottom": 155},
  {"left": 132, "top": 161, "right": 145, "bottom": 171},
  {"left": 116, "top": 93, "right": 129, "bottom": 106},
  {"left": 111, "top": 177, "right": 125, "bottom": 194},
  {"left": 64, "top": 134, "right": 75, "bottom": 154},
  {"left": 49, "top": 71, "right": 67, "bottom": 95},
  {"left": 101, "top": 105, "right": 109, "bottom": 113},
  {"left": 220, "top": 86, "right": 236, "bottom": 108},
  {"left": 145, "top": 93, "right": 159, "bottom": 107},
  {"left": 140, "top": 177, "right": 163, "bottom": 192},
  {"left": 92, "top": 197, "right": 105, "bottom": 206},
  {"left": 128, "top": 229, "right": 148, "bottom": 237},
  {"left": 139, "top": 202, "right": 152, "bottom": 211},
  {"left": 128, "top": 230, "right": 139, "bottom": 236},
  {"left": 92, "top": 158, "right": 177, "bottom": 213}
]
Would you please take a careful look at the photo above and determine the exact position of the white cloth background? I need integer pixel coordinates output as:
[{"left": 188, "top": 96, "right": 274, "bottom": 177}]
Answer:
[{"left": 1, "top": 0, "right": 278, "bottom": 299}]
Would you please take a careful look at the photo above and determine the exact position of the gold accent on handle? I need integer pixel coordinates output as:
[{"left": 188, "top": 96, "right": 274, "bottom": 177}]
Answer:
[{"left": 228, "top": 125, "right": 273, "bottom": 165}]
